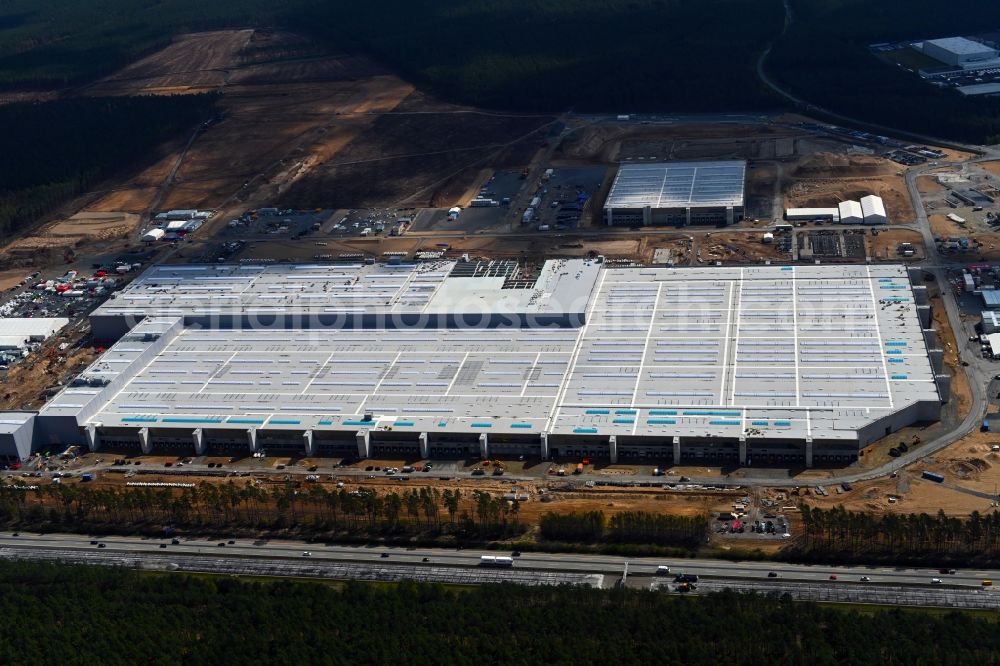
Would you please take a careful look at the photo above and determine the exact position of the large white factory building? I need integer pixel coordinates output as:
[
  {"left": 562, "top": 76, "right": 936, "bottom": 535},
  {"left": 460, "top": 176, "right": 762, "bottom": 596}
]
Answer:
[
  {"left": 1, "top": 259, "right": 946, "bottom": 467},
  {"left": 604, "top": 160, "right": 745, "bottom": 227}
]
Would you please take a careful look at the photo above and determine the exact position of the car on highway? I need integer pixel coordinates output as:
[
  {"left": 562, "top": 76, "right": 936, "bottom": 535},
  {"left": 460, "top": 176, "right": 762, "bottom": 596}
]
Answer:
[
  {"left": 159, "top": 543, "right": 167, "bottom": 549},
  {"left": 422, "top": 557, "right": 430, "bottom": 563},
  {"left": 171, "top": 538, "right": 180, "bottom": 545},
  {"left": 656, "top": 566, "right": 672, "bottom": 576},
  {"left": 829, "top": 574, "right": 838, "bottom": 581},
  {"left": 90, "top": 540, "right": 98, "bottom": 545},
  {"left": 218, "top": 542, "right": 226, "bottom": 547},
  {"left": 931, "top": 578, "right": 942, "bottom": 584},
  {"left": 860, "top": 576, "right": 871, "bottom": 582},
  {"left": 97, "top": 543, "right": 106, "bottom": 548},
  {"left": 302, "top": 551, "right": 311, "bottom": 557},
  {"left": 939, "top": 568, "right": 956, "bottom": 575},
  {"left": 511, "top": 550, "right": 521, "bottom": 557},
  {"left": 767, "top": 571, "right": 779, "bottom": 578},
  {"left": 228, "top": 540, "right": 235, "bottom": 545},
  {"left": 380, "top": 552, "right": 390, "bottom": 558}
]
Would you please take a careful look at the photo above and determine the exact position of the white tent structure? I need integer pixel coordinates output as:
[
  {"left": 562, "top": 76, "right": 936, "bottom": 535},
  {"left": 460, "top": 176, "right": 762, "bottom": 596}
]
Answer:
[
  {"left": 860, "top": 195, "right": 888, "bottom": 225},
  {"left": 838, "top": 200, "right": 863, "bottom": 225}
]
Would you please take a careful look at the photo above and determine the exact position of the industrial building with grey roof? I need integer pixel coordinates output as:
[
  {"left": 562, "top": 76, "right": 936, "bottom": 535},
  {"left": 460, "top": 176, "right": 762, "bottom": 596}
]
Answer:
[
  {"left": 604, "top": 160, "right": 746, "bottom": 227},
  {"left": 10, "top": 259, "right": 947, "bottom": 467}
]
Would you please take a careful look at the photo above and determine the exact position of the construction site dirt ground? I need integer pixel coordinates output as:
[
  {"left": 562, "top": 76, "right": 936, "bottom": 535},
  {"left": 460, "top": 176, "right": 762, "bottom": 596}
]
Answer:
[
  {"left": 0, "top": 28, "right": 554, "bottom": 275},
  {"left": 867, "top": 228, "right": 925, "bottom": 261},
  {"left": 0, "top": 331, "right": 99, "bottom": 412},
  {"left": 696, "top": 232, "right": 790, "bottom": 263},
  {"left": 917, "top": 175, "right": 947, "bottom": 195},
  {"left": 800, "top": 473, "right": 994, "bottom": 515},
  {"left": 783, "top": 153, "right": 915, "bottom": 223},
  {"left": 930, "top": 213, "right": 968, "bottom": 238},
  {"left": 83, "top": 30, "right": 255, "bottom": 96},
  {"left": 74, "top": 27, "right": 559, "bottom": 245},
  {"left": 0, "top": 212, "right": 145, "bottom": 273},
  {"left": 980, "top": 161, "right": 1000, "bottom": 180}
]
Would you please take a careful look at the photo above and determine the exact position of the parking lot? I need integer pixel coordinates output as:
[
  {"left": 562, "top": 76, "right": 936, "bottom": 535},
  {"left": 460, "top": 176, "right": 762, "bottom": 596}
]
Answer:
[
  {"left": 220, "top": 208, "right": 336, "bottom": 238},
  {"left": 412, "top": 171, "right": 524, "bottom": 233},
  {"left": 521, "top": 166, "right": 608, "bottom": 232}
]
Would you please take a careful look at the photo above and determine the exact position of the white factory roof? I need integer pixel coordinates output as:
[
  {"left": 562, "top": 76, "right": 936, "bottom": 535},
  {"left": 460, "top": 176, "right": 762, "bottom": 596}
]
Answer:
[
  {"left": 0, "top": 317, "right": 69, "bottom": 350},
  {"left": 982, "top": 290, "right": 1000, "bottom": 309},
  {"left": 91, "top": 260, "right": 598, "bottom": 323},
  {"left": 605, "top": 161, "right": 745, "bottom": 210},
  {"left": 47, "top": 263, "right": 938, "bottom": 443},
  {"left": 925, "top": 37, "right": 996, "bottom": 56},
  {"left": 861, "top": 195, "right": 887, "bottom": 218},
  {"left": 0, "top": 412, "right": 34, "bottom": 435},
  {"left": 958, "top": 82, "right": 1000, "bottom": 96},
  {"left": 785, "top": 208, "right": 839, "bottom": 219},
  {"left": 839, "top": 200, "right": 863, "bottom": 221}
]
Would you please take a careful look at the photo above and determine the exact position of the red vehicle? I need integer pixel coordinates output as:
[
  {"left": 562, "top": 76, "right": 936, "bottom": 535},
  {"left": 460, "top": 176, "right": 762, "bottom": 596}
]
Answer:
[{"left": 829, "top": 574, "right": 838, "bottom": 581}]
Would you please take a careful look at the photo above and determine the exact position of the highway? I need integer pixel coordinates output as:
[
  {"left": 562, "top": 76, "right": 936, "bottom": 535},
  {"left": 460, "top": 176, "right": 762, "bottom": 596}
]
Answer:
[{"left": 2, "top": 532, "right": 998, "bottom": 593}]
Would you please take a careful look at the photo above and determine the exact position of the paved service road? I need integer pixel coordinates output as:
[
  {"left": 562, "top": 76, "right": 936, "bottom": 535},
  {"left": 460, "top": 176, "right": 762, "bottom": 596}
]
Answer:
[{"left": 2, "top": 533, "right": 998, "bottom": 596}]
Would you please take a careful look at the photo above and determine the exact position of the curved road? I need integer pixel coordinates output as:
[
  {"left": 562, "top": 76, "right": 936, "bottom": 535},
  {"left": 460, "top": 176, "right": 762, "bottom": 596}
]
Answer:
[{"left": 755, "top": 0, "right": 993, "bottom": 155}]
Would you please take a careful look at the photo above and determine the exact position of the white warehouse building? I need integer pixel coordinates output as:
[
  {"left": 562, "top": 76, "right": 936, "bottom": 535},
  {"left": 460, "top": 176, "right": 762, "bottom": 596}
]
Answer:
[
  {"left": 922, "top": 37, "right": 999, "bottom": 68},
  {"left": 838, "top": 200, "right": 863, "bottom": 225},
  {"left": 861, "top": 195, "right": 888, "bottom": 225},
  {"left": 604, "top": 160, "right": 745, "bottom": 226},
  {"left": 11, "top": 260, "right": 947, "bottom": 469},
  {"left": 785, "top": 208, "right": 840, "bottom": 222}
]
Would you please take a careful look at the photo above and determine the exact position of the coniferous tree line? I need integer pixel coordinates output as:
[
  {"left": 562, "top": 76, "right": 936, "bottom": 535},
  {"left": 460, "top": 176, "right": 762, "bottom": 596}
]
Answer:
[
  {"left": 1, "top": 560, "right": 999, "bottom": 665},
  {"left": 796, "top": 504, "right": 1000, "bottom": 565},
  {"left": 0, "top": 95, "right": 218, "bottom": 240},
  {"left": 540, "top": 510, "right": 708, "bottom": 547},
  {"left": 0, "top": 481, "right": 524, "bottom": 540}
]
